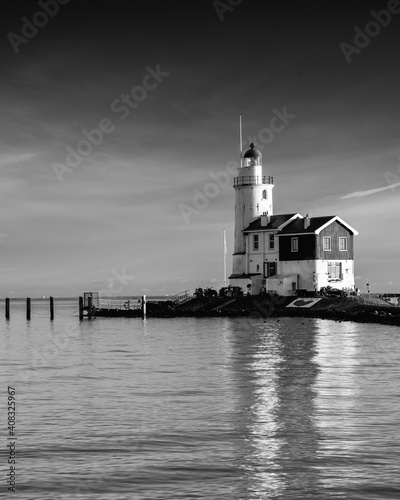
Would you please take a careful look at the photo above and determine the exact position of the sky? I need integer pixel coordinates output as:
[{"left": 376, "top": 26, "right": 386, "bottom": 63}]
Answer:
[{"left": 0, "top": 0, "right": 399, "bottom": 297}]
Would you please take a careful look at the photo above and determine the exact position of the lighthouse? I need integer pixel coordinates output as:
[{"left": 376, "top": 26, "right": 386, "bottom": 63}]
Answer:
[
  {"left": 231, "top": 143, "right": 274, "bottom": 276},
  {"left": 228, "top": 134, "right": 358, "bottom": 297}
]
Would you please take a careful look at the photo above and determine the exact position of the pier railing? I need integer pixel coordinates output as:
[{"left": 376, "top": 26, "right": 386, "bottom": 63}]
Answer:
[
  {"left": 173, "top": 290, "right": 191, "bottom": 303},
  {"left": 97, "top": 291, "right": 192, "bottom": 311},
  {"left": 98, "top": 298, "right": 141, "bottom": 310}
]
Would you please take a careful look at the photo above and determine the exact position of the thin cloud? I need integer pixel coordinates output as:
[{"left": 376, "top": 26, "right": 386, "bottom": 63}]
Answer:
[
  {"left": 0, "top": 153, "right": 36, "bottom": 167},
  {"left": 341, "top": 182, "right": 400, "bottom": 199},
  {"left": 0, "top": 179, "right": 26, "bottom": 194}
]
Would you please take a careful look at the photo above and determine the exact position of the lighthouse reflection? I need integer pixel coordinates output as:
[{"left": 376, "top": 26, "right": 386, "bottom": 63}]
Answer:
[{"left": 227, "top": 318, "right": 320, "bottom": 498}]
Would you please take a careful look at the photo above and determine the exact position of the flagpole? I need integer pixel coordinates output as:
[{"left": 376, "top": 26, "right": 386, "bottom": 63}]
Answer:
[
  {"left": 223, "top": 228, "right": 227, "bottom": 287},
  {"left": 239, "top": 114, "right": 243, "bottom": 168}
]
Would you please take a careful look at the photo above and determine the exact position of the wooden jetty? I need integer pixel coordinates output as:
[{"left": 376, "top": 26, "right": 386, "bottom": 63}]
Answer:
[{"left": 79, "top": 291, "right": 191, "bottom": 319}]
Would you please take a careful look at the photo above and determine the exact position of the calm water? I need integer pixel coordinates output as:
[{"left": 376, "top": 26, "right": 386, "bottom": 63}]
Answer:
[{"left": 1, "top": 299, "right": 400, "bottom": 499}]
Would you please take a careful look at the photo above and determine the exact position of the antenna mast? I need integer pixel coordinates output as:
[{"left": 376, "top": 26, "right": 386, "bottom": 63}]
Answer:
[
  {"left": 239, "top": 114, "right": 243, "bottom": 168},
  {"left": 223, "top": 228, "right": 227, "bottom": 287}
]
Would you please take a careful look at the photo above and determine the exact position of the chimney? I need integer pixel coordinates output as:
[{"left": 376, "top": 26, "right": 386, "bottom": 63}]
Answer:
[
  {"left": 261, "top": 211, "right": 270, "bottom": 227},
  {"left": 304, "top": 214, "right": 310, "bottom": 229}
]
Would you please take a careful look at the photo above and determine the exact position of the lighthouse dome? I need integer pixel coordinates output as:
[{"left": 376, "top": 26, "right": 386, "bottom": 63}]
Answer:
[{"left": 244, "top": 143, "right": 262, "bottom": 159}]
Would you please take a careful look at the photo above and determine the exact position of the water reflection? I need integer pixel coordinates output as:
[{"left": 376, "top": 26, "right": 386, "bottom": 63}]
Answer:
[
  {"left": 246, "top": 325, "right": 283, "bottom": 497},
  {"left": 313, "top": 320, "right": 365, "bottom": 491},
  {"left": 274, "top": 321, "right": 320, "bottom": 496},
  {"left": 227, "top": 318, "right": 321, "bottom": 498}
]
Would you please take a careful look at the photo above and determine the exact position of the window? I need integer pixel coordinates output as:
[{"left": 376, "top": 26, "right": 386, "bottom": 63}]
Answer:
[
  {"left": 328, "top": 262, "right": 342, "bottom": 280},
  {"left": 245, "top": 158, "right": 260, "bottom": 167},
  {"left": 253, "top": 234, "right": 259, "bottom": 251},
  {"left": 339, "top": 237, "right": 347, "bottom": 251},
  {"left": 291, "top": 237, "right": 298, "bottom": 252},
  {"left": 323, "top": 236, "right": 331, "bottom": 251},
  {"left": 269, "top": 233, "right": 275, "bottom": 250},
  {"left": 256, "top": 264, "right": 260, "bottom": 272},
  {"left": 262, "top": 190, "right": 267, "bottom": 199}
]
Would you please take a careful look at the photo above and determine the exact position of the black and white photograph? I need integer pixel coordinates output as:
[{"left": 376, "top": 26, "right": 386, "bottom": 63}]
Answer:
[{"left": 1, "top": 1, "right": 400, "bottom": 498}]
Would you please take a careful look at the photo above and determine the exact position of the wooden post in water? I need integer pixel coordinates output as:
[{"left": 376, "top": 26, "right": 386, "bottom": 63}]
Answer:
[
  {"left": 26, "top": 298, "right": 31, "bottom": 321},
  {"left": 50, "top": 296, "right": 54, "bottom": 320},
  {"left": 141, "top": 295, "right": 146, "bottom": 319},
  {"left": 5, "top": 298, "right": 10, "bottom": 320},
  {"left": 79, "top": 297, "right": 84, "bottom": 321},
  {"left": 87, "top": 294, "right": 93, "bottom": 319}
]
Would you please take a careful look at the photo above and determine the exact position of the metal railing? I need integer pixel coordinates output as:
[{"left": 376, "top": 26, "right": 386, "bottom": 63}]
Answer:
[
  {"left": 233, "top": 175, "right": 273, "bottom": 186},
  {"left": 97, "top": 291, "right": 193, "bottom": 310},
  {"left": 173, "top": 290, "right": 191, "bottom": 303},
  {"left": 98, "top": 298, "right": 141, "bottom": 310}
]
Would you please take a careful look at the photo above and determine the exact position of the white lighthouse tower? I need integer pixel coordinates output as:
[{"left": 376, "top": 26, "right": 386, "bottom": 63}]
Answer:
[{"left": 231, "top": 142, "right": 274, "bottom": 277}]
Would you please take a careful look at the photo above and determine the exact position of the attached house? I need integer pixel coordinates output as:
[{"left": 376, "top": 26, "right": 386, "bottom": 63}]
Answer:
[{"left": 231, "top": 212, "right": 358, "bottom": 295}]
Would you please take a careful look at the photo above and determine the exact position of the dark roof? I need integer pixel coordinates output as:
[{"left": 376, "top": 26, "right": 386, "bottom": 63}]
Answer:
[
  {"left": 278, "top": 216, "right": 335, "bottom": 234},
  {"left": 243, "top": 213, "right": 298, "bottom": 232},
  {"left": 243, "top": 143, "right": 262, "bottom": 158},
  {"left": 228, "top": 273, "right": 261, "bottom": 279}
]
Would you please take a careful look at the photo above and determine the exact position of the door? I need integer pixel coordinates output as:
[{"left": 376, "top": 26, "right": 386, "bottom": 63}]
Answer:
[{"left": 264, "top": 262, "right": 277, "bottom": 278}]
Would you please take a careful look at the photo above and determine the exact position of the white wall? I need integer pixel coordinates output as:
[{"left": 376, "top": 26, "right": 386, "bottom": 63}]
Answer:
[
  {"left": 246, "top": 231, "right": 279, "bottom": 276},
  {"left": 232, "top": 253, "right": 245, "bottom": 275},
  {"left": 315, "top": 259, "right": 355, "bottom": 290},
  {"left": 265, "top": 275, "right": 298, "bottom": 296},
  {"left": 280, "top": 260, "right": 316, "bottom": 290}
]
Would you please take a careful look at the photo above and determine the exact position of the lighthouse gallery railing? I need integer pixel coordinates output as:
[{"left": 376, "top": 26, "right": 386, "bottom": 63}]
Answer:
[{"left": 233, "top": 175, "right": 273, "bottom": 186}]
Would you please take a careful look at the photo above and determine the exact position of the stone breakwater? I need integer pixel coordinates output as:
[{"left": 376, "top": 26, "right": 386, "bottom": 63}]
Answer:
[
  {"left": 172, "top": 296, "right": 400, "bottom": 327},
  {"left": 93, "top": 296, "right": 400, "bottom": 326}
]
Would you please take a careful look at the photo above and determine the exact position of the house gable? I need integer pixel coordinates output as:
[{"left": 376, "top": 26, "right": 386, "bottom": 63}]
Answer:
[
  {"left": 314, "top": 215, "right": 358, "bottom": 235},
  {"left": 277, "top": 216, "right": 356, "bottom": 261},
  {"left": 317, "top": 220, "right": 354, "bottom": 260}
]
